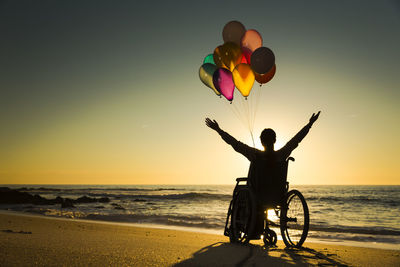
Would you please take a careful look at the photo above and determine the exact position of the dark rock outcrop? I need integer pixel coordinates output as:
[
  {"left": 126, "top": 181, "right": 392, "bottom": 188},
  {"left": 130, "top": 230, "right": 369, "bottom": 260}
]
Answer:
[
  {"left": 0, "top": 187, "right": 110, "bottom": 208},
  {"left": 61, "top": 198, "right": 75, "bottom": 208}
]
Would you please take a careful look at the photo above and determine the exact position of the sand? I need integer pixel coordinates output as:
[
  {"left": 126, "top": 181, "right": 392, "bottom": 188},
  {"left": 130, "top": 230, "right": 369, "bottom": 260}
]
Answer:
[{"left": 0, "top": 213, "right": 399, "bottom": 266}]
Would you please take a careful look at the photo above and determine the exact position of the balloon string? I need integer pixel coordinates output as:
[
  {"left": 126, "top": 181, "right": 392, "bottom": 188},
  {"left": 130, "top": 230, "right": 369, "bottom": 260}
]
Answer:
[
  {"left": 250, "top": 129, "right": 255, "bottom": 148},
  {"left": 237, "top": 94, "right": 246, "bottom": 127},
  {"left": 225, "top": 99, "right": 241, "bottom": 123},
  {"left": 242, "top": 95, "right": 251, "bottom": 137},
  {"left": 244, "top": 95, "right": 255, "bottom": 147},
  {"left": 225, "top": 96, "right": 247, "bottom": 130},
  {"left": 224, "top": 88, "right": 259, "bottom": 149},
  {"left": 253, "top": 83, "right": 262, "bottom": 131}
]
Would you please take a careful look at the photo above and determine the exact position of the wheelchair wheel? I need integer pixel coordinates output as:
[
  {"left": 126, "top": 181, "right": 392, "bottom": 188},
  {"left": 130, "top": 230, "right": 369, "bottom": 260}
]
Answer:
[
  {"left": 263, "top": 228, "right": 277, "bottom": 246},
  {"left": 230, "top": 188, "right": 256, "bottom": 244},
  {"left": 280, "top": 190, "right": 309, "bottom": 247}
]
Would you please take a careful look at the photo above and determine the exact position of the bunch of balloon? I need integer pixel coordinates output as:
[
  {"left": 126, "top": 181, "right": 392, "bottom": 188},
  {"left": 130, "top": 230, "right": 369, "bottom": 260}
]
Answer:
[{"left": 199, "top": 21, "right": 276, "bottom": 146}]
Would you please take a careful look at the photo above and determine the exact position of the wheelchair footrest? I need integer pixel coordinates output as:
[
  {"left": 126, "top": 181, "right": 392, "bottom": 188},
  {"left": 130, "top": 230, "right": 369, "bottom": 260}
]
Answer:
[
  {"left": 224, "top": 227, "right": 230, "bottom": 237},
  {"left": 267, "top": 220, "right": 280, "bottom": 227}
]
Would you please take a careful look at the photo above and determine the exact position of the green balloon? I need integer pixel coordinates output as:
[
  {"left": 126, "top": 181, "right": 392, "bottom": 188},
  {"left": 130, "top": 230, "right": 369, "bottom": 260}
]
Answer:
[{"left": 203, "top": 54, "right": 215, "bottom": 65}]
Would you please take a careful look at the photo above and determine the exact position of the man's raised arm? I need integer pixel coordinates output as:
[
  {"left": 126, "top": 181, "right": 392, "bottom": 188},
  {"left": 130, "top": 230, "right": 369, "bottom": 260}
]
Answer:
[
  {"left": 281, "top": 111, "right": 321, "bottom": 156},
  {"left": 205, "top": 118, "right": 256, "bottom": 161}
]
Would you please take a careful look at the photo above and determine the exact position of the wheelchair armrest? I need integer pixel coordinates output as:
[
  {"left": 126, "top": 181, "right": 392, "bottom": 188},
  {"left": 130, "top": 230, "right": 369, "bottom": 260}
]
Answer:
[
  {"left": 288, "top": 157, "right": 295, "bottom": 162},
  {"left": 236, "top": 177, "right": 248, "bottom": 182}
]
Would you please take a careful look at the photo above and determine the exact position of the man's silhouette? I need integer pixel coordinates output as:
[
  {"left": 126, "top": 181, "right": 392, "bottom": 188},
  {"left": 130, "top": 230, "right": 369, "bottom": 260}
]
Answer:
[{"left": 205, "top": 111, "right": 320, "bottom": 204}]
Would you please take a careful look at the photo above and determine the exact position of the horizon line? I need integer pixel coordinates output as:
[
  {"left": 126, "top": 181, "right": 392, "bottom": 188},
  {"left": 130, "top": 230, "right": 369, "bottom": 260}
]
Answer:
[{"left": 1, "top": 183, "right": 399, "bottom": 186}]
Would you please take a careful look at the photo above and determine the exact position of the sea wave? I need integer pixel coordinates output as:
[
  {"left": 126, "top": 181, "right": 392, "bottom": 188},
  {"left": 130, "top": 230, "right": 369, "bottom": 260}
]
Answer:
[
  {"left": 306, "top": 195, "right": 399, "bottom": 206},
  {"left": 83, "top": 213, "right": 224, "bottom": 229},
  {"left": 15, "top": 187, "right": 220, "bottom": 192},
  {"left": 34, "top": 208, "right": 400, "bottom": 237},
  {"left": 309, "top": 224, "right": 400, "bottom": 236},
  {"left": 86, "top": 192, "right": 232, "bottom": 201}
]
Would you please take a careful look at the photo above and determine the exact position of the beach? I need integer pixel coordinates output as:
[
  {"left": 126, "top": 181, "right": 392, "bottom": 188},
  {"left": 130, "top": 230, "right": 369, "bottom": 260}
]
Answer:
[{"left": 1, "top": 213, "right": 399, "bottom": 266}]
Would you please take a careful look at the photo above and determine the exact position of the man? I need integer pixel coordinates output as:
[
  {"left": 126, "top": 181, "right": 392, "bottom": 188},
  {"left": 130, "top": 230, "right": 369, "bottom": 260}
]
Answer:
[
  {"left": 206, "top": 112, "right": 320, "bottom": 237},
  {"left": 205, "top": 111, "right": 320, "bottom": 203}
]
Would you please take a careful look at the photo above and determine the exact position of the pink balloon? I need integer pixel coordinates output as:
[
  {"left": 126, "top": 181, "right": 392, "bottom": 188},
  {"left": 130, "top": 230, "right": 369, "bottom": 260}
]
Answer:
[{"left": 213, "top": 68, "right": 234, "bottom": 101}]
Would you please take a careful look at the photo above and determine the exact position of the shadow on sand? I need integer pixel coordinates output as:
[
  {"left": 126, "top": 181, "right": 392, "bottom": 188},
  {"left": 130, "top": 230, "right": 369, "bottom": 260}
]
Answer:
[{"left": 174, "top": 242, "right": 348, "bottom": 266}]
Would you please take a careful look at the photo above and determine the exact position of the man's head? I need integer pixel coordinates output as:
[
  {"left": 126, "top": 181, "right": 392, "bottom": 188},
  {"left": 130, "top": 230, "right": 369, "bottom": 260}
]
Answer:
[{"left": 260, "top": 128, "right": 276, "bottom": 148}]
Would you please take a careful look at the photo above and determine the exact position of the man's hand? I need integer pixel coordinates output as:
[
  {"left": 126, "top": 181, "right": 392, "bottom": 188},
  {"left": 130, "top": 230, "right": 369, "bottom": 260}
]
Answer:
[
  {"left": 309, "top": 111, "right": 321, "bottom": 125},
  {"left": 205, "top": 118, "right": 220, "bottom": 131}
]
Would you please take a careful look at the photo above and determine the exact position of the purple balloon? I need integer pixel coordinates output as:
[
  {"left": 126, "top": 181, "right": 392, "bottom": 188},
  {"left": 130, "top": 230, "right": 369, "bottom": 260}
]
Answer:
[{"left": 213, "top": 68, "right": 234, "bottom": 101}]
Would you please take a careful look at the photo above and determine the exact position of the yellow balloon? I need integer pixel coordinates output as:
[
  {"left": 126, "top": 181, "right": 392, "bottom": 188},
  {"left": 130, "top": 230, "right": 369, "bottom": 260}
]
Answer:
[
  {"left": 199, "top": 63, "right": 220, "bottom": 96},
  {"left": 232, "top": 63, "right": 255, "bottom": 97}
]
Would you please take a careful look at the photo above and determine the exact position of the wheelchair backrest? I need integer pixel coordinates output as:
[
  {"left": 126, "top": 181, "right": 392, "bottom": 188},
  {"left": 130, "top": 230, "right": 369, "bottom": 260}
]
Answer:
[{"left": 252, "top": 157, "right": 293, "bottom": 207}]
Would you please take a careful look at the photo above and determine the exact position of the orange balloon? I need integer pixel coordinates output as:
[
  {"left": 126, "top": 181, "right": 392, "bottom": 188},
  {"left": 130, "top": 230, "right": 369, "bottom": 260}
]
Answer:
[
  {"left": 255, "top": 64, "right": 276, "bottom": 84},
  {"left": 241, "top": 29, "right": 262, "bottom": 52},
  {"left": 213, "top": 45, "right": 225, "bottom": 69}
]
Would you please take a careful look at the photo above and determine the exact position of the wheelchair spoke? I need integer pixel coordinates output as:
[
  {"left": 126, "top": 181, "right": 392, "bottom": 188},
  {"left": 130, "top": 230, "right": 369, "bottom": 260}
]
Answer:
[{"left": 280, "top": 190, "right": 309, "bottom": 248}]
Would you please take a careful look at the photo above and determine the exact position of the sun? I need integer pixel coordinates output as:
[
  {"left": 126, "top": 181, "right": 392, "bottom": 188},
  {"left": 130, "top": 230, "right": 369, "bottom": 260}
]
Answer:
[
  {"left": 267, "top": 209, "right": 280, "bottom": 222},
  {"left": 274, "top": 139, "right": 285, "bottom": 150}
]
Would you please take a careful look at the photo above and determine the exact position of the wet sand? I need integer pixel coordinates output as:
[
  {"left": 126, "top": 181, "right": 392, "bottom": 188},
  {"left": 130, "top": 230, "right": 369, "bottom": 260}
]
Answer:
[{"left": 0, "top": 213, "right": 399, "bottom": 266}]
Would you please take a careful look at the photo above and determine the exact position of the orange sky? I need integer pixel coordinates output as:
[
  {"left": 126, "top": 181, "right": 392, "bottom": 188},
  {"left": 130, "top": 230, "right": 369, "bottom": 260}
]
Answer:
[{"left": 1, "top": 1, "right": 399, "bottom": 185}]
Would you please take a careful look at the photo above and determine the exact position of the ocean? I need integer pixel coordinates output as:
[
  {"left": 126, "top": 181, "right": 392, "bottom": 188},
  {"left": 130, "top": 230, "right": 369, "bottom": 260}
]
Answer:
[{"left": 1, "top": 184, "right": 399, "bottom": 250}]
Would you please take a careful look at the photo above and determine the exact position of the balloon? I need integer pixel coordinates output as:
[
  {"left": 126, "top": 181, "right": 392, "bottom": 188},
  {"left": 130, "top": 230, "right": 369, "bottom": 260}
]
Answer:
[
  {"left": 213, "top": 45, "right": 224, "bottom": 69},
  {"left": 241, "top": 29, "right": 262, "bottom": 52},
  {"left": 199, "top": 63, "right": 220, "bottom": 95},
  {"left": 232, "top": 63, "right": 255, "bottom": 97},
  {"left": 222, "top": 21, "right": 246, "bottom": 45},
  {"left": 213, "top": 42, "right": 242, "bottom": 72},
  {"left": 213, "top": 68, "right": 235, "bottom": 101},
  {"left": 240, "top": 47, "right": 252, "bottom": 64},
  {"left": 255, "top": 64, "right": 276, "bottom": 84},
  {"left": 203, "top": 54, "right": 215, "bottom": 65},
  {"left": 250, "top": 47, "right": 275, "bottom": 74}
]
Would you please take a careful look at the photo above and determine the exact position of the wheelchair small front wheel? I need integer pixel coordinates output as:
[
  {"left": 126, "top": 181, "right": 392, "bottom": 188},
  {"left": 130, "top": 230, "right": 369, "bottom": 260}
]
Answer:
[
  {"left": 230, "top": 188, "right": 256, "bottom": 244},
  {"left": 263, "top": 228, "right": 277, "bottom": 246},
  {"left": 280, "top": 190, "right": 309, "bottom": 248}
]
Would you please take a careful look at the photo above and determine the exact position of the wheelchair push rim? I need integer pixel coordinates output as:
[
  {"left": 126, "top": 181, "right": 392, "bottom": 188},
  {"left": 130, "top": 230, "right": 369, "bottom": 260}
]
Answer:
[
  {"left": 230, "top": 188, "right": 256, "bottom": 244},
  {"left": 280, "top": 189, "right": 309, "bottom": 247}
]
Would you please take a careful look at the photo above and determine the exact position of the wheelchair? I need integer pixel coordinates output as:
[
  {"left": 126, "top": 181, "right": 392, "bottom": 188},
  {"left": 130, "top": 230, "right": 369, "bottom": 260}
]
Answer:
[{"left": 223, "top": 157, "right": 309, "bottom": 247}]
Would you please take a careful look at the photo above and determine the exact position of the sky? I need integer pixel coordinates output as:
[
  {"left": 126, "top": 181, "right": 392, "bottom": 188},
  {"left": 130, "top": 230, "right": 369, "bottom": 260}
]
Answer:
[{"left": 0, "top": 0, "right": 399, "bottom": 185}]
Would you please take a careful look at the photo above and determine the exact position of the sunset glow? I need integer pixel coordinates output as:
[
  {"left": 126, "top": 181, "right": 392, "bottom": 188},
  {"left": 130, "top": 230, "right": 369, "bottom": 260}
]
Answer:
[{"left": 0, "top": 1, "right": 399, "bottom": 185}]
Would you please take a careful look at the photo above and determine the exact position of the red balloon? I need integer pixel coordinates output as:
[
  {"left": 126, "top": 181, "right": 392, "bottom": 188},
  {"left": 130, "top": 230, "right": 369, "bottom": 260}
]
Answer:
[
  {"left": 240, "top": 47, "right": 252, "bottom": 64},
  {"left": 255, "top": 64, "right": 276, "bottom": 84}
]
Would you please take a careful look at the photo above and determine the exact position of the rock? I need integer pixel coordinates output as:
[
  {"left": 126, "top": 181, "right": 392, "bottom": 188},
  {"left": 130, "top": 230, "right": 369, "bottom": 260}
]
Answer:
[
  {"left": 75, "top": 196, "right": 97, "bottom": 203},
  {"left": 0, "top": 187, "right": 11, "bottom": 192},
  {"left": 61, "top": 199, "right": 75, "bottom": 208},
  {"left": 113, "top": 204, "right": 125, "bottom": 210},
  {"left": 32, "top": 194, "right": 48, "bottom": 205},
  {"left": 0, "top": 188, "right": 41, "bottom": 204},
  {"left": 98, "top": 197, "right": 110, "bottom": 203},
  {"left": 74, "top": 195, "right": 110, "bottom": 204},
  {"left": 0, "top": 188, "right": 109, "bottom": 207},
  {"left": 55, "top": 196, "right": 64, "bottom": 204}
]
